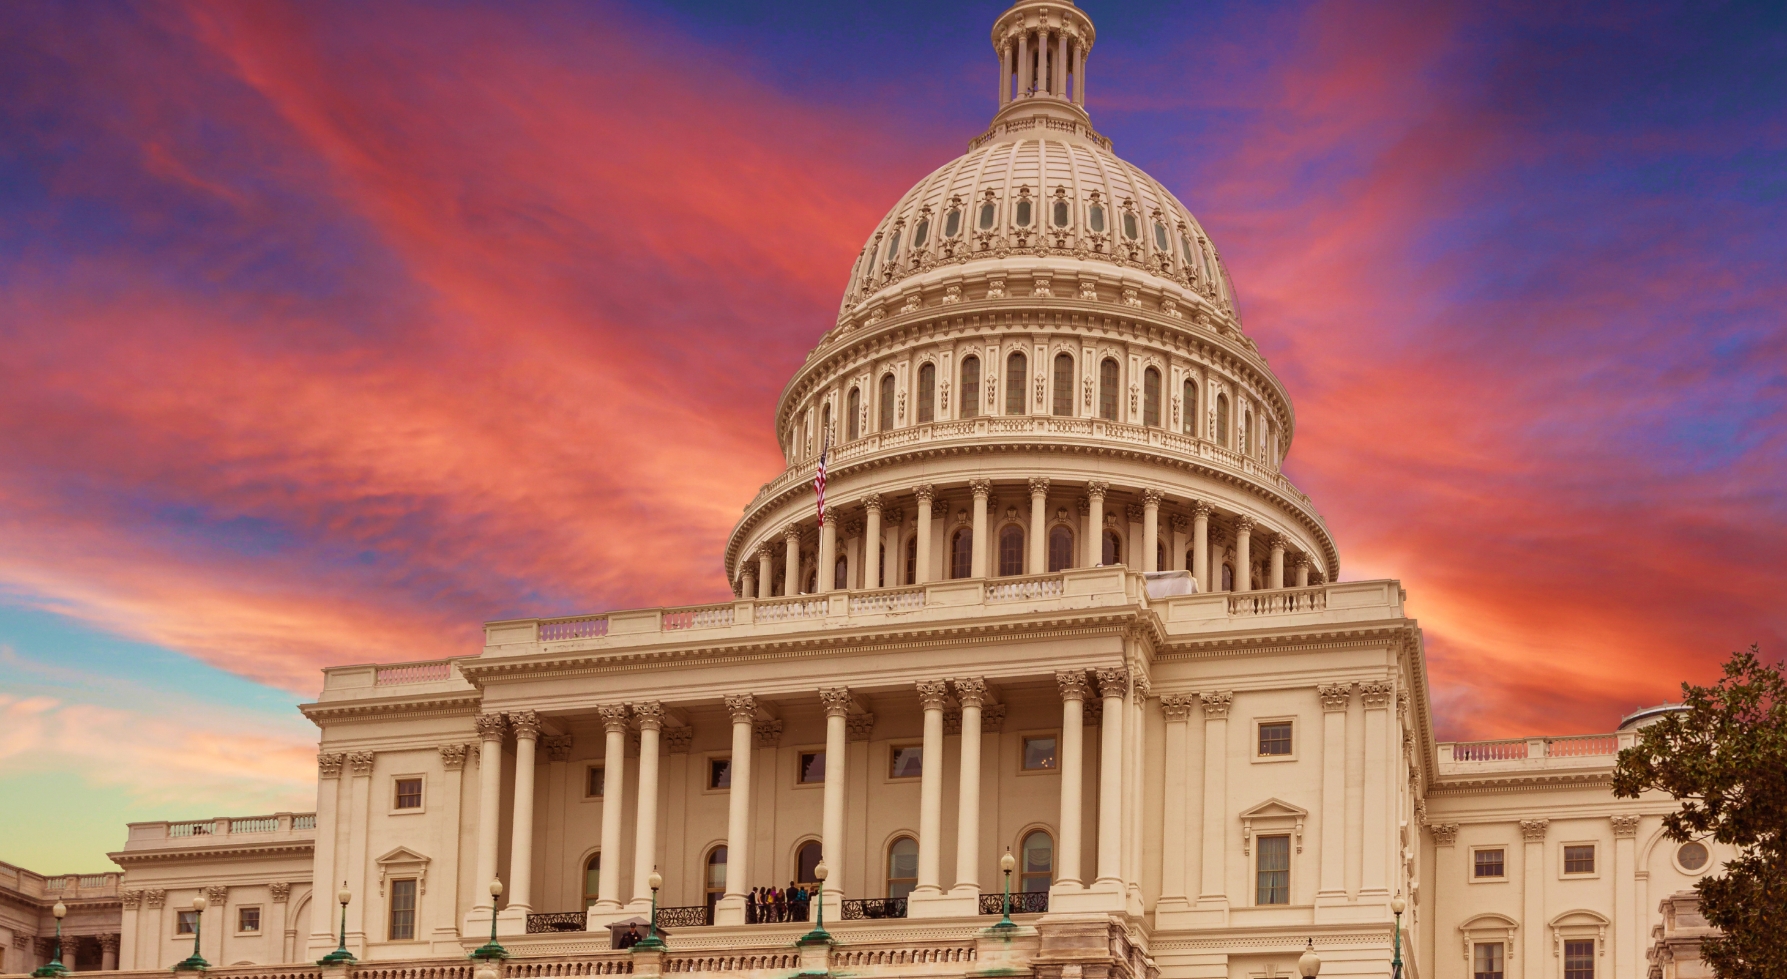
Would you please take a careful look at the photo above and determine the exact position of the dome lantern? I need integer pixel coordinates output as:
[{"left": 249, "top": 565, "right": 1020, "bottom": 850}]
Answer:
[{"left": 991, "top": 1, "right": 1097, "bottom": 132}]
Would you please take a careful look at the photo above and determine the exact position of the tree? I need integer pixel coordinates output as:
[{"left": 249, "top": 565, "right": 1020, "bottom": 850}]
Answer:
[{"left": 1613, "top": 645, "right": 1787, "bottom": 979}]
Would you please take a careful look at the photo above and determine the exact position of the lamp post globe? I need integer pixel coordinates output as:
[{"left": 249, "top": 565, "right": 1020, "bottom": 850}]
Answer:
[
  {"left": 470, "top": 878, "right": 508, "bottom": 961},
  {"left": 32, "top": 903, "right": 69, "bottom": 977},
  {"left": 316, "top": 882, "right": 356, "bottom": 966},
  {"left": 992, "top": 847, "right": 1018, "bottom": 931},
  {"left": 634, "top": 868, "right": 667, "bottom": 952},
  {"left": 174, "top": 894, "right": 212, "bottom": 972},
  {"left": 798, "top": 861, "right": 832, "bottom": 947},
  {"left": 1297, "top": 938, "right": 1321, "bottom": 978},
  {"left": 1390, "top": 894, "right": 1406, "bottom": 979}
]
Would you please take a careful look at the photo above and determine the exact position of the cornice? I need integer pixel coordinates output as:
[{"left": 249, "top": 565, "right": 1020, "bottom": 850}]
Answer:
[
  {"left": 0, "top": 890, "right": 122, "bottom": 914},
  {"left": 1153, "top": 620, "right": 1417, "bottom": 659},
  {"left": 107, "top": 841, "right": 314, "bottom": 865},
  {"left": 1427, "top": 771, "right": 1614, "bottom": 796},
  {"left": 298, "top": 693, "right": 482, "bottom": 725}
]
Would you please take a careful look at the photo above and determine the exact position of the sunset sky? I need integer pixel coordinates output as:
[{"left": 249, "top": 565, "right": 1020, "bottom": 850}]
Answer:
[{"left": 2, "top": 0, "right": 1783, "bottom": 872}]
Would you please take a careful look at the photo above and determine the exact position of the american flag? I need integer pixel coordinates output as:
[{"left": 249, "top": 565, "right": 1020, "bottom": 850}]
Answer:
[{"left": 812, "top": 436, "right": 829, "bottom": 526}]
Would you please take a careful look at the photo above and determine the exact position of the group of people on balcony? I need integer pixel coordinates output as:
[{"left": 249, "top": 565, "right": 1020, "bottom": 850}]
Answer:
[{"left": 744, "top": 882, "right": 813, "bottom": 923}]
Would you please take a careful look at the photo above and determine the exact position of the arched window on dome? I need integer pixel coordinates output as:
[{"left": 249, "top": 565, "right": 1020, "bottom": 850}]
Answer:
[
  {"left": 886, "top": 229, "right": 902, "bottom": 262},
  {"left": 961, "top": 356, "right": 981, "bottom": 419},
  {"left": 834, "top": 555, "right": 848, "bottom": 591},
  {"left": 1088, "top": 203, "right": 1106, "bottom": 233},
  {"left": 864, "top": 242, "right": 877, "bottom": 278},
  {"left": 1048, "top": 525, "right": 1074, "bottom": 572},
  {"left": 1122, "top": 211, "right": 1139, "bottom": 240},
  {"left": 1143, "top": 367, "right": 1162, "bottom": 427},
  {"left": 1098, "top": 358, "right": 1120, "bottom": 421},
  {"left": 1182, "top": 379, "right": 1197, "bottom": 435},
  {"left": 1053, "top": 199, "right": 1070, "bottom": 228},
  {"left": 917, "top": 363, "right": 936, "bottom": 423},
  {"left": 1241, "top": 409, "right": 1253, "bottom": 454},
  {"left": 945, "top": 207, "right": 962, "bottom": 238},
  {"left": 848, "top": 387, "right": 862, "bottom": 441},
  {"left": 1215, "top": 393, "right": 1229, "bottom": 445},
  {"left": 1015, "top": 197, "right": 1033, "bottom": 228},
  {"left": 1052, "top": 353, "right": 1074, "bottom": 416},
  {"left": 950, "top": 528, "right": 973, "bottom": 579},
  {"left": 821, "top": 403, "right": 832, "bottom": 444},
  {"left": 905, "top": 535, "right": 917, "bottom": 585},
  {"left": 914, "top": 218, "right": 929, "bottom": 249},
  {"left": 880, "top": 373, "right": 896, "bottom": 432},
  {"left": 1221, "top": 563, "right": 1234, "bottom": 592},
  {"left": 1154, "top": 221, "right": 1169, "bottom": 252},
  {"left": 1102, "top": 529, "right": 1122, "bottom": 567},
  {"left": 998, "top": 525, "right": 1025, "bottom": 576},
  {"left": 979, "top": 201, "right": 997, "bottom": 230},
  {"left": 1005, "top": 351, "right": 1027, "bottom": 415},
  {"left": 1181, "top": 233, "right": 1195, "bottom": 265}
]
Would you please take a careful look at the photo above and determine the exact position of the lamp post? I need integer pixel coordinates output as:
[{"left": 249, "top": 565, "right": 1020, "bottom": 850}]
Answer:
[
  {"left": 469, "top": 879, "right": 508, "bottom": 961},
  {"left": 1390, "top": 895, "right": 1406, "bottom": 979},
  {"left": 175, "top": 895, "right": 210, "bottom": 972},
  {"left": 797, "top": 863, "right": 831, "bottom": 947},
  {"left": 316, "top": 884, "right": 355, "bottom": 966},
  {"left": 633, "top": 870, "right": 666, "bottom": 952},
  {"left": 31, "top": 902, "right": 69, "bottom": 977},
  {"left": 1298, "top": 938, "right": 1321, "bottom": 979},
  {"left": 990, "top": 848, "right": 1017, "bottom": 932}
]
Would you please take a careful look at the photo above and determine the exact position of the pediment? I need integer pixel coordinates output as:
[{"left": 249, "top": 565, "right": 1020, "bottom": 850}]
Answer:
[
  {"left": 375, "top": 846, "right": 431, "bottom": 894},
  {"left": 375, "top": 845, "right": 430, "bottom": 866},
  {"left": 1239, "top": 798, "right": 1308, "bottom": 820},
  {"left": 1240, "top": 797, "right": 1308, "bottom": 854}
]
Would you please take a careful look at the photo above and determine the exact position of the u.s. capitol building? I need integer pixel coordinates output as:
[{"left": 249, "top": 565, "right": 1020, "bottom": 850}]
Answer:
[{"left": 15, "top": 4, "right": 1726, "bottom": 979}]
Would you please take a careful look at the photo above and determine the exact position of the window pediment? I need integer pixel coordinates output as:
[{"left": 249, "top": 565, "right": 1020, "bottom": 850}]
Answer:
[
  {"left": 1239, "top": 798, "right": 1307, "bottom": 855},
  {"left": 375, "top": 846, "right": 431, "bottom": 895},
  {"left": 1459, "top": 913, "right": 1518, "bottom": 961}
]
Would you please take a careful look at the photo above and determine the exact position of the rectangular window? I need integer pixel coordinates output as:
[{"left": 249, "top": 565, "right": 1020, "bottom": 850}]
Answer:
[
  {"left": 586, "top": 765, "right": 605, "bottom": 798},
  {"left": 1563, "top": 940, "right": 1595, "bottom": 979},
  {"left": 394, "top": 777, "right": 423, "bottom": 809},
  {"left": 176, "top": 910, "right": 199, "bottom": 935},
  {"left": 1256, "top": 835, "right": 1290, "bottom": 905},
  {"left": 708, "top": 758, "right": 732, "bottom": 790},
  {"left": 388, "top": 878, "right": 417, "bottom": 941},
  {"left": 1474, "top": 848, "right": 1505, "bottom": 878},
  {"left": 1473, "top": 942, "right": 1505, "bottom": 979},
  {"left": 799, "top": 751, "right": 826, "bottom": 784},
  {"left": 1564, "top": 844, "right": 1596, "bottom": 874},
  {"left": 1022, "top": 736, "right": 1057, "bottom": 771},
  {"left": 889, "top": 745, "right": 923, "bottom": 779},
  {"left": 1258, "top": 721, "right": 1292, "bottom": 756},
  {"left": 237, "top": 907, "right": 261, "bottom": 933}
]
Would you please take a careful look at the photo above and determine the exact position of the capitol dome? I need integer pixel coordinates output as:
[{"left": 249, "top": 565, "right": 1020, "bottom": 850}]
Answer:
[{"left": 726, "top": 0, "right": 1336, "bottom": 599}]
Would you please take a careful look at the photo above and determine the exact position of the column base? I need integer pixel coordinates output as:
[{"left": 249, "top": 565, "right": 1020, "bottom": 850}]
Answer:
[
  {"left": 494, "top": 907, "right": 531, "bottom": 937},
  {"left": 907, "top": 889, "right": 980, "bottom": 918},
  {"left": 713, "top": 896, "right": 746, "bottom": 927},
  {"left": 1044, "top": 882, "right": 1124, "bottom": 914}
]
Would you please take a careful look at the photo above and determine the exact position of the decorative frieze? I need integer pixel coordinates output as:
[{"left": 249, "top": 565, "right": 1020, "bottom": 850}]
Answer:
[
  {"left": 1160, "top": 693, "right": 1198, "bottom": 721},
  {"left": 1611, "top": 814, "right": 1641, "bottom": 837},
  {"left": 269, "top": 882, "right": 290, "bottom": 903},
  {"left": 1520, "top": 818, "right": 1551, "bottom": 842},
  {"left": 1318, "top": 683, "right": 1354, "bottom": 711},
  {"left": 1431, "top": 824, "right": 1458, "bottom": 847},
  {"left": 663, "top": 727, "right": 693, "bottom": 754},
  {"left": 317, "top": 752, "right": 345, "bottom": 779},
  {"left": 1201, "top": 691, "right": 1234, "bottom": 718},
  {"left": 439, "top": 743, "right": 472, "bottom": 770},
  {"left": 846, "top": 712, "right": 876, "bottom": 742},
  {"left": 540, "top": 736, "right": 574, "bottom": 763},
  {"left": 346, "top": 751, "right": 375, "bottom": 777},
  {"left": 752, "top": 719, "right": 784, "bottom": 748}
]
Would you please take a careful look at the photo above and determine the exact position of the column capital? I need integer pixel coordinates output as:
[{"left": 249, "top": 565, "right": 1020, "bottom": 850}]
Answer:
[
  {"left": 1191, "top": 500, "right": 1214, "bottom": 519},
  {"left": 916, "top": 679, "right": 951, "bottom": 710},
  {"left": 819, "top": 687, "right": 853, "bottom": 718},
  {"left": 1076, "top": 494, "right": 1091, "bottom": 515},
  {"left": 862, "top": 493, "right": 883, "bottom": 514},
  {"left": 1269, "top": 533, "right": 1290, "bottom": 552},
  {"left": 143, "top": 889, "right": 166, "bottom": 909},
  {"left": 120, "top": 890, "right": 143, "bottom": 911},
  {"left": 1234, "top": 515, "right": 1256, "bottom": 535},
  {"left": 783, "top": 525, "right": 802, "bottom": 542},
  {"left": 269, "top": 882, "right": 291, "bottom": 903},
  {"left": 1359, "top": 680, "right": 1395, "bottom": 709},
  {"left": 1169, "top": 513, "right": 1188, "bottom": 532},
  {"left": 597, "top": 703, "right": 632, "bottom": 732},
  {"left": 507, "top": 709, "right": 542, "bottom": 741},
  {"left": 953, "top": 677, "right": 988, "bottom": 708},
  {"left": 1611, "top": 814, "right": 1641, "bottom": 837},
  {"left": 914, "top": 483, "right": 935, "bottom": 504},
  {"left": 1055, "top": 669, "right": 1091, "bottom": 702},
  {"left": 1028, "top": 476, "right": 1051, "bottom": 496},
  {"left": 821, "top": 505, "right": 838, "bottom": 525},
  {"left": 347, "top": 750, "right": 375, "bottom": 777},
  {"left": 1124, "top": 503, "right": 1144, "bottom": 522},
  {"left": 1086, "top": 480, "right": 1108, "bottom": 501},
  {"left": 1201, "top": 691, "right": 1234, "bottom": 718},
  {"left": 756, "top": 544, "right": 775, "bottom": 562},
  {"left": 1095, "top": 667, "right": 1130, "bottom": 699},
  {"left": 541, "top": 735, "right": 574, "bottom": 761},
  {"left": 439, "top": 743, "right": 472, "bottom": 770},
  {"left": 205, "top": 885, "right": 229, "bottom": 904},
  {"left": 1520, "top": 818, "right": 1550, "bottom": 842},
  {"left": 664, "top": 727, "right": 693, "bottom": 753},
  {"left": 1318, "top": 682, "right": 1354, "bottom": 711},
  {"left": 846, "top": 712, "right": 876, "bottom": 741},
  {"left": 725, "top": 694, "right": 757, "bottom": 722},
  {"left": 753, "top": 719, "right": 785, "bottom": 748},
  {"left": 475, "top": 712, "right": 509, "bottom": 742},
  {"left": 1295, "top": 556, "right": 1312, "bottom": 571},
  {"left": 1142, "top": 488, "right": 1163, "bottom": 508},
  {"left": 1160, "top": 693, "right": 1198, "bottom": 721},
  {"left": 97, "top": 934, "right": 120, "bottom": 954},
  {"left": 317, "top": 751, "right": 346, "bottom": 779},
  {"left": 980, "top": 703, "right": 1007, "bottom": 732},
  {"left": 969, "top": 478, "right": 992, "bottom": 499},
  {"left": 633, "top": 702, "right": 665, "bottom": 732},
  {"left": 1430, "top": 823, "right": 1459, "bottom": 847}
]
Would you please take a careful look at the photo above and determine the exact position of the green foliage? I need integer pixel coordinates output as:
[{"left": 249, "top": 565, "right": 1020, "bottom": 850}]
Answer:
[{"left": 1613, "top": 646, "right": 1787, "bottom": 979}]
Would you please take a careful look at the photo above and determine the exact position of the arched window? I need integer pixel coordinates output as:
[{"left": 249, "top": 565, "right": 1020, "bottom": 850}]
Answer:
[
  {"left": 1102, "top": 529, "right": 1122, "bottom": 567},
  {"left": 796, "top": 840, "right": 823, "bottom": 885},
  {"left": 1215, "top": 393, "right": 1229, "bottom": 445},
  {"left": 847, "top": 388, "right": 861, "bottom": 441},
  {"left": 905, "top": 535, "right": 917, "bottom": 585},
  {"left": 1015, "top": 198, "right": 1032, "bottom": 227},
  {"left": 1221, "top": 563, "right": 1234, "bottom": 591},
  {"left": 886, "top": 229, "right": 901, "bottom": 261},
  {"left": 880, "top": 373, "right": 896, "bottom": 432},
  {"left": 821, "top": 403, "right": 832, "bottom": 444},
  {"left": 998, "top": 525, "right": 1025, "bottom": 576},
  {"left": 704, "top": 847, "right": 727, "bottom": 910},
  {"left": 834, "top": 555, "right": 848, "bottom": 590},
  {"left": 1182, "top": 380, "right": 1196, "bottom": 435},
  {"left": 951, "top": 529, "right": 973, "bottom": 579},
  {"left": 945, "top": 207, "right": 961, "bottom": 238},
  {"left": 1181, "top": 233, "right": 1195, "bottom": 264},
  {"left": 1154, "top": 221, "right": 1169, "bottom": 252},
  {"left": 1020, "top": 831, "right": 1054, "bottom": 892},
  {"left": 1098, "top": 359, "right": 1119, "bottom": 421},
  {"left": 1122, "top": 211, "right": 1139, "bottom": 240},
  {"left": 1005, "top": 351, "right": 1027, "bottom": 415},
  {"left": 887, "top": 837, "right": 919, "bottom": 899},
  {"left": 1052, "top": 353, "right": 1074, "bottom": 416},
  {"left": 1185, "top": 549, "right": 1195, "bottom": 572},
  {"left": 1241, "top": 409, "right": 1253, "bottom": 454},
  {"left": 913, "top": 218, "right": 930, "bottom": 249},
  {"left": 879, "top": 544, "right": 888, "bottom": 589},
  {"left": 1048, "top": 525, "right": 1074, "bottom": 572},
  {"left": 1088, "top": 203, "right": 1106, "bottom": 233},
  {"left": 1052, "top": 200, "right": 1070, "bottom": 228},
  {"left": 961, "top": 356, "right": 981, "bottom": 419},
  {"left": 1143, "top": 367, "right": 1161, "bottom": 427},
  {"left": 583, "top": 853, "right": 601, "bottom": 908},
  {"left": 917, "top": 363, "right": 936, "bottom": 423},
  {"left": 978, "top": 202, "right": 996, "bottom": 230},
  {"left": 1157, "top": 541, "right": 1166, "bottom": 572}
]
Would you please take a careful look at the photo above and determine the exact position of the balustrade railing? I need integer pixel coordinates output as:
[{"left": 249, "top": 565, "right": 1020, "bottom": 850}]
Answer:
[
  {"left": 652, "top": 905, "right": 712, "bottom": 929},
  {"left": 374, "top": 660, "right": 453, "bottom": 685},
  {"left": 293, "top": 814, "right": 317, "bottom": 829},
  {"left": 79, "top": 875, "right": 111, "bottom": 888},
  {"left": 1547, "top": 734, "right": 1620, "bottom": 757},
  {"left": 1227, "top": 587, "right": 1327, "bottom": 615},
  {"left": 506, "top": 959, "right": 632, "bottom": 977},
  {"left": 840, "top": 897, "right": 907, "bottom": 920},
  {"left": 755, "top": 598, "right": 827, "bottom": 623},
  {"left": 985, "top": 576, "right": 1064, "bottom": 603},
  {"left": 525, "top": 912, "right": 588, "bottom": 934},
  {"left": 977, "top": 891, "right": 1049, "bottom": 915},
  {"left": 1452, "top": 739, "right": 1530, "bottom": 761},
  {"left": 540, "top": 616, "right": 609, "bottom": 641},
  {"left": 849, "top": 588, "right": 924, "bottom": 614},
  {"left": 663, "top": 605, "right": 735, "bottom": 631},
  {"left": 230, "top": 817, "right": 278, "bottom": 834},
  {"left": 169, "top": 821, "right": 213, "bottom": 837}
]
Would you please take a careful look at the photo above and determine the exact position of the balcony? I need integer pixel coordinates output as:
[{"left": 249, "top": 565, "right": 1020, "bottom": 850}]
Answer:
[
  {"left": 116, "top": 812, "right": 317, "bottom": 858},
  {"left": 1436, "top": 733, "right": 1632, "bottom": 778}
]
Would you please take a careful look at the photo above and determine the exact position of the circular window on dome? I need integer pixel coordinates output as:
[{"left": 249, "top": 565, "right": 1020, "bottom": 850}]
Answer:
[
  {"left": 1053, "top": 200, "right": 1069, "bottom": 228},
  {"left": 1676, "top": 841, "right": 1709, "bottom": 873},
  {"left": 945, "top": 208, "right": 962, "bottom": 238},
  {"left": 1088, "top": 204, "right": 1105, "bottom": 233},
  {"left": 1015, "top": 199, "right": 1032, "bottom": 227},
  {"left": 979, "top": 202, "right": 996, "bottom": 230},
  {"left": 1122, "top": 212, "right": 1139, "bottom": 240}
]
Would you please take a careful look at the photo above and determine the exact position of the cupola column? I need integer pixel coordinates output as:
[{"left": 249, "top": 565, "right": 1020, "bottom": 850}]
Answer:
[
  {"left": 1085, "top": 482, "right": 1108, "bottom": 567},
  {"left": 969, "top": 479, "right": 992, "bottom": 578},
  {"left": 1269, "top": 535, "right": 1287, "bottom": 589},
  {"left": 1142, "top": 490, "right": 1162, "bottom": 573},
  {"left": 1295, "top": 558, "right": 1311, "bottom": 588},
  {"left": 1191, "top": 502, "right": 1212, "bottom": 591},
  {"left": 862, "top": 495, "right": 883, "bottom": 589},
  {"left": 756, "top": 547, "right": 773, "bottom": 600},
  {"left": 1233, "top": 517, "right": 1255, "bottom": 592},
  {"left": 817, "top": 508, "right": 838, "bottom": 593},
  {"left": 783, "top": 527, "right": 801, "bottom": 596},
  {"left": 1053, "top": 670, "right": 1089, "bottom": 891},
  {"left": 1017, "top": 31, "right": 1029, "bottom": 97},
  {"left": 1028, "top": 478, "right": 1049, "bottom": 573},
  {"left": 740, "top": 569, "right": 756, "bottom": 599},
  {"left": 1056, "top": 29, "right": 1069, "bottom": 98},
  {"left": 998, "top": 42, "right": 1010, "bottom": 106},
  {"left": 914, "top": 485, "right": 935, "bottom": 584}
]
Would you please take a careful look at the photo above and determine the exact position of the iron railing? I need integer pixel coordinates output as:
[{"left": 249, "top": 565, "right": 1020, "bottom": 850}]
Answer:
[
  {"left": 744, "top": 901, "right": 809, "bottom": 924},
  {"left": 653, "top": 906, "right": 712, "bottom": 929},
  {"left": 526, "top": 912, "right": 588, "bottom": 933},
  {"left": 840, "top": 897, "right": 907, "bottom": 920},
  {"left": 977, "top": 891, "right": 1049, "bottom": 915}
]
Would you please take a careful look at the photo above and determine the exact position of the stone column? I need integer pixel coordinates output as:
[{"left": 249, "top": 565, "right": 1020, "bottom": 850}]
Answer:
[
  {"left": 1295, "top": 558, "right": 1310, "bottom": 588},
  {"left": 862, "top": 495, "right": 882, "bottom": 589},
  {"left": 819, "top": 688, "right": 851, "bottom": 909},
  {"left": 969, "top": 479, "right": 991, "bottom": 578},
  {"left": 1521, "top": 818, "right": 1549, "bottom": 967},
  {"left": 1613, "top": 814, "right": 1640, "bottom": 977},
  {"left": 951, "top": 678, "right": 987, "bottom": 897},
  {"left": 716, "top": 695, "right": 757, "bottom": 925},
  {"left": 1233, "top": 517, "right": 1254, "bottom": 592},
  {"left": 538, "top": 737, "right": 571, "bottom": 915},
  {"left": 1317, "top": 684, "right": 1353, "bottom": 903},
  {"left": 1056, "top": 27, "right": 1069, "bottom": 97},
  {"left": 505, "top": 711, "right": 541, "bottom": 915},
  {"left": 99, "top": 932, "right": 119, "bottom": 972},
  {"left": 817, "top": 509, "right": 838, "bottom": 593},
  {"left": 783, "top": 526, "right": 801, "bottom": 596},
  {"left": 629, "top": 703, "right": 664, "bottom": 909},
  {"left": 1085, "top": 482, "right": 1107, "bottom": 566},
  {"left": 118, "top": 892, "right": 141, "bottom": 970},
  {"left": 1269, "top": 535, "right": 1287, "bottom": 589},
  {"left": 1017, "top": 30, "right": 1029, "bottom": 95},
  {"left": 143, "top": 891, "right": 165, "bottom": 968},
  {"left": 266, "top": 883, "right": 289, "bottom": 964},
  {"left": 914, "top": 486, "right": 935, "bottom": 583},
  {"left": 1197, "top": 692, "right": 1232, "bottom": 911},
  {"left": 914, "top": 680, "right": 950, "bottom": 896},
  {"left": 756, "top": 547, "right": 773, "bottom": 600},
  {"left": 1158, "top": 695, "right": 1197, "bottom": 909},
  {"left": 436, "top": 744, "right": 471, "bottom": 939},
  {"left": 1028, "top": 478, "right": 1050, "bottom": 573},
  {"left": 1094, "top": 668, "right": 1127, "bottom": 886},
  {"left": 311, "top": 753, "right": 346, "bottom": 943},
  {"left": 592, "top": 705, "right": 630, "bottom": 911},
  {"left": 1055, "top": 671, "right": 1089, "bottom": 888},
  {"left": 204, "top": 886, "right": 228, "bottom": 964},
  {"left": 1360, "top": 682, "right": 1393, "bottom": 896},
  {"left": 1141, "top": 490, "right": 1162, "bottom": 572},
  {"left": 740, "top": 570, "right": 756, "bottom": 599},
  {"left": 998, "top": 42, "right": 1009, "bottom": 106},
  {"left": 344, "top": 752, "right": 374, "bottom": 943},
  {"left": 1191, "top": 502, "right": 1212, "bottom": 591}
]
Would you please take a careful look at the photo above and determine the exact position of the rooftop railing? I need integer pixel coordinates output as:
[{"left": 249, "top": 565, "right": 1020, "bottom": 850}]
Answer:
[
  {"left": 1440, "top": 733, "right": 1631, "bottom": 768},
  {"left": 125, "top": 813, "right": 317, "bottom": 847}
]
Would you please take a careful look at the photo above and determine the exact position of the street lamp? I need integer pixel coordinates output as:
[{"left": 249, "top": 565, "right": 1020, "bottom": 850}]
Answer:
[
  {"left": 797, "top": 863, "right": 831, "bottom": 947},
  {"left": 317, "top": 884, "right": 355, "bottom": 966},
  {"left": 1390, "top": 895, "right": 1407, "bottom": 979},
  {"left": 469, "top": 878, "right": 508, "bottom": 961},
  {"left": 31, "top": 902, "right": 69, "bottom": 977},
  {"left": 633, "top": 870, "right": 666, "bottom": 952},
  {"left": 1297, "top": 938, "right": 1321, "bottom": 979},
  {"left": 175, "top": 895, "right": 210, "bottom": 972},
  {"left": 990, "top": 848, "right": 1018, "bottom": 932}
]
